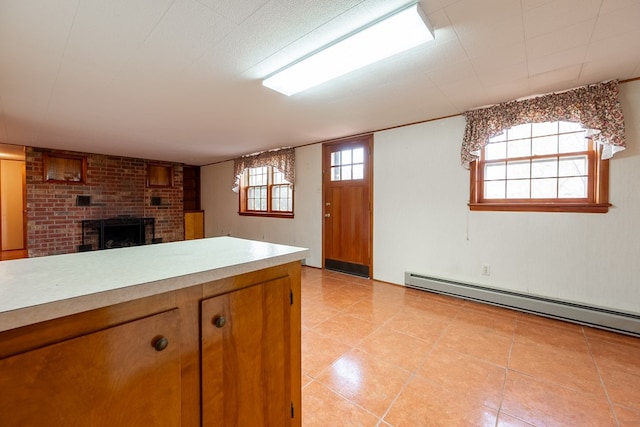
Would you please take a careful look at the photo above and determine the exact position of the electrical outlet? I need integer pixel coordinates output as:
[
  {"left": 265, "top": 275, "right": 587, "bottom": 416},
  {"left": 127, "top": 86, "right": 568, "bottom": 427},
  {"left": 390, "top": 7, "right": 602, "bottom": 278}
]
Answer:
[{"left": 481, "top": 264, "right": 491, "bottom": 276}]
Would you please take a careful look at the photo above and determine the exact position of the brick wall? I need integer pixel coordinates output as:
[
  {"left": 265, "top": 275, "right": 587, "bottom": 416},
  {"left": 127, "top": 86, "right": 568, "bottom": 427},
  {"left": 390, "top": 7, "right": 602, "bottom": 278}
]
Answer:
[{"left": 26, "top": 148, "right": 184, "bottom": 257}]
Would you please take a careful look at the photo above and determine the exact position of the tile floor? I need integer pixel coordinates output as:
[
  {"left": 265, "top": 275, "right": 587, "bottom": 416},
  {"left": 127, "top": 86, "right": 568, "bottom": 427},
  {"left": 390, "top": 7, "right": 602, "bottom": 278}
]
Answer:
[{"left": 300, "top": 267, "right": 640, "bottom": 426}]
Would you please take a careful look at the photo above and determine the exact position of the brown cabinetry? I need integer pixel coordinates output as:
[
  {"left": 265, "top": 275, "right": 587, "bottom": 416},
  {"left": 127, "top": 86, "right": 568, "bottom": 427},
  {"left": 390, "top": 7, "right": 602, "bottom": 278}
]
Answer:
[
  {"left": 184, "top": 210, "right": 204, "bottom": 240},
  {"left": 202, "top": 276, "right": 292, "bottom": 426},
  {"left": 0, "top": 262, "right": 302, "bottom": 426},
  {"left": 0, "top": 310, "right": 180, "bottom": 426}
]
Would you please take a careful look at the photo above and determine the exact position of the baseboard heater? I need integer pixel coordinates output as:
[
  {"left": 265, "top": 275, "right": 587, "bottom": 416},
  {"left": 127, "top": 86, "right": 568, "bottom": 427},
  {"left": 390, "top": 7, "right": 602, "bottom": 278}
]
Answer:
[{"left": 405, "top": 272, "right": 640, "bottom": 337}]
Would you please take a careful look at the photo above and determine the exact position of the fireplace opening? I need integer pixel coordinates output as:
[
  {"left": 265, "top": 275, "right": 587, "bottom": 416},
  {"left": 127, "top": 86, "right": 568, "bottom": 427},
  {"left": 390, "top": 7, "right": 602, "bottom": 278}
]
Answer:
[
  {"left": 80, "top": 217, "right": 155, "bottom": 251},
  {"left": 103, "top": 223, "right": 141, "bottom": 248}
]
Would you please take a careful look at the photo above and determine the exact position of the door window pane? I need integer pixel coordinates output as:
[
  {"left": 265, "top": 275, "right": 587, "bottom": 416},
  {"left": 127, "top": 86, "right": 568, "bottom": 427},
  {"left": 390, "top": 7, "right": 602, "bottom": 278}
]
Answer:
[{"left": 329, "top": 147, "right": 365, "bottom": 181}]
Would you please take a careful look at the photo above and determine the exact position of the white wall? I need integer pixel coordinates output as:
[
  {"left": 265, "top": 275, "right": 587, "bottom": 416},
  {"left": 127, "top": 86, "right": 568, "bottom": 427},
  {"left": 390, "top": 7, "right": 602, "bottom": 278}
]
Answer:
[
  {"left": 201, "top": 80, "right": 640, "bottom": 313},
  {"left": 201, "top": 144, "right": 323, "bottom": 267},
  {"left": 374, "top": 80, "right": 640, "bottom": 313}
]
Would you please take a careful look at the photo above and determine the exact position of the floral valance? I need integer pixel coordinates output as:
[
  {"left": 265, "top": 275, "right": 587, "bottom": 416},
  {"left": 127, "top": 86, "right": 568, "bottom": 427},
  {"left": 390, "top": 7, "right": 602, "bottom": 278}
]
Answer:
[
  {"left": 232, "top": 147, "right": 295, "bottom": 192},
  {"left": 461, "top": 80, "right": 625, "bottom": 168}
]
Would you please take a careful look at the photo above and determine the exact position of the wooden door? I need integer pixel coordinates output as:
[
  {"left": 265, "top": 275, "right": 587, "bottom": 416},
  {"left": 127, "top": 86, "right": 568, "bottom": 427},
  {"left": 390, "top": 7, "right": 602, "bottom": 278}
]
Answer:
[
  {"left": 201, "top": 276, "right": 292, "bottom": 426},
  {"left": 0, "top": 310, "right": 181, "bottom": 426},
  {"left": 323, "top": 136, "right": 373, "bottom": 278},
  {"left": 0, "top": 158, "right": 27, "bottom": 258}
]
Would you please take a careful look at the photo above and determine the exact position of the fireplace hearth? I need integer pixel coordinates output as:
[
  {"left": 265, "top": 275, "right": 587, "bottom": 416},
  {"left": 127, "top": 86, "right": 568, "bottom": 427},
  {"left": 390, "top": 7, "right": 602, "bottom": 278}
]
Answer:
[{"left": 81, "top": 217, "right": 155, "bottom": 251}]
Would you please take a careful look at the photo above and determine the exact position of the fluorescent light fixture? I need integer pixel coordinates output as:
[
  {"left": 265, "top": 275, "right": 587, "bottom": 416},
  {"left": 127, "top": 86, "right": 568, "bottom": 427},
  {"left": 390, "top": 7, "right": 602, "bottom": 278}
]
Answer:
[{"left": 263, "top": 2, "right": 434, "bottom": 96}]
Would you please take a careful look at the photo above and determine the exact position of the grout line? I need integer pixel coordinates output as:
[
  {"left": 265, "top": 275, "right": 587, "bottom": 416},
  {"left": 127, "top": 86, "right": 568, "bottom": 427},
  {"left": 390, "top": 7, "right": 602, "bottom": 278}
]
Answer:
[
  {"left": 584, "top": 329, "right": 621, "bottom": 427},
  {"left": 494, "top": 313, "right": 517, "bottom": 426}
]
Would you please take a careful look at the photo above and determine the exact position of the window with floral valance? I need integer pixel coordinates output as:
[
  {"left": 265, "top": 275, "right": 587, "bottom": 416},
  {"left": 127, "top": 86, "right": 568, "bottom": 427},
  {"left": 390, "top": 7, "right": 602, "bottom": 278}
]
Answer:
[
  {"left": 233, "top": 147, "right": 295, "bottom": 217},
  {"left": 462, "top": 80, "right": 625, "bottom": 213},
  {"left": 232, "top": 147, "right": 295, "bottom": 192},
  {"left": 461, "top": 80, "right": 625, "bottom": 168}
]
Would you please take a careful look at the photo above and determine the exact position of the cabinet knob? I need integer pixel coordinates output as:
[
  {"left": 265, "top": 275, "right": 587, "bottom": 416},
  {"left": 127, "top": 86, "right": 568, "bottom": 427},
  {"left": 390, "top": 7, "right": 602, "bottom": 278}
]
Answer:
[
  {"left": 152, "top": 336, "right": 169, "bottom": 352},
  {"left": 213, "top": 316, "right": 226, "bottom": 328}
]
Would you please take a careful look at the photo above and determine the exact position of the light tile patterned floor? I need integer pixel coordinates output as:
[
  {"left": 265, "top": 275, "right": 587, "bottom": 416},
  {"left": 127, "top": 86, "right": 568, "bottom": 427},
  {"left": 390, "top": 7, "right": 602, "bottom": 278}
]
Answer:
[{"left": 300, "top": 267, "right": 640, "bottom": 426}]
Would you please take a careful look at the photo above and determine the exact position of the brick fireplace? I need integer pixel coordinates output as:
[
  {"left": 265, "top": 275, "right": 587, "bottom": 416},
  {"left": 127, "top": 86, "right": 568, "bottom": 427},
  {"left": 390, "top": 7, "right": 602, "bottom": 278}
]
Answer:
[{"left": 26, "top": 148, "right": 184, "bottom": 257}]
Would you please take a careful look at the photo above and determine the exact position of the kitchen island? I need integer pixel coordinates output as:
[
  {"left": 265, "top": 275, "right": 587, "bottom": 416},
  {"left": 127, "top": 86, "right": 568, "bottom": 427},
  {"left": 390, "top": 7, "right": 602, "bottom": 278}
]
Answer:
[{"left": 0, "top": 236, "right": 308, "bottom": 426}]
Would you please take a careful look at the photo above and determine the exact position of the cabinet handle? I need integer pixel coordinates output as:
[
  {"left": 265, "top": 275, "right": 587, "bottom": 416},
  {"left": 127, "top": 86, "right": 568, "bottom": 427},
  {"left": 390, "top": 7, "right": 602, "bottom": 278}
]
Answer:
[
  {"left": 213, "top": 316, "right": 226, "bottom": 328},
  {"left": 152, "top": 336, "right": 169, "bottom": 352}
]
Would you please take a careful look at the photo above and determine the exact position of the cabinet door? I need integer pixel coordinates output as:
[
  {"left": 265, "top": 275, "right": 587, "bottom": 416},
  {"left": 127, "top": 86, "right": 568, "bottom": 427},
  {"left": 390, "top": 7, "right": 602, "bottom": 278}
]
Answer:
[
  {"left": 184, "top": 211, "right": 204, "bottom": 240},
  {"left": 202, "top": 277, "right": 291, "bottom": 426},
  {"left": 0, "top": 310, "right": 181, "bottom": 427}
]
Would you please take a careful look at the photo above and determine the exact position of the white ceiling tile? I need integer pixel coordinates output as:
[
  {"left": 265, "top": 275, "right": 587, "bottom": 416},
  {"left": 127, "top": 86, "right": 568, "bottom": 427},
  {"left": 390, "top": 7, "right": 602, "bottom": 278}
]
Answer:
[
  {"left": 586, "top": 30, "right": 640, "bottom": 62},
  {"left": 599, "top": 0, "right": 640, "bottom": 14},
  {"left": 523, "top": 0, "right": 601, "bottom": 38},
  {"left": 525, "top": 19, "right": 595, "bottom": 59},
  {"left": 455, "top": 18, "right": 525, "bottom": 59},
  {"left": 445, "top": 0, "right": 522, "bottom": 24},
  {"left": 527, "top": 45, "right": 588, "bottom": 76},
  {"left": 426, "top": 60, "right": 477, "bottom": 85},
  {"left": 528, "top": 64, "right": 582, "bottom": 93},
  {"left": 476, "top": 60, "right": 529, "bottom": 87},
  {"left": 592, "top": 2, "right": 640, "bottom": 41},
  {"left": 521, "top": 0, "right": 556, "bottom": 11},
  {"left": 436, "top": 75, "right": 489, "bottom": 111},
  {"left": 481, "top": 78, "right": 532, "bottom": 106},
  {"left": 138, "top": 0, "right": 231, "bottom": 69},
  {"left": 63, "top": 0, "right": 175, "bottom": 70},
  {"left": 194, "top": 0, "right": 270, "bottom": 25},
  {"left": 469, "top": 42, "right": 528, "bottom": 75},
  {"left": 579, "top": 59, "right": 638, "bottom": 83}
]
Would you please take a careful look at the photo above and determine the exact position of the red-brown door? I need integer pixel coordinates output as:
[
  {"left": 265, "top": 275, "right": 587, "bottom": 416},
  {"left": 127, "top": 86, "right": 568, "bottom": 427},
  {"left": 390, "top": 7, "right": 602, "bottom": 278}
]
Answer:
[{"left": 322, "top": 136, "right": 372, "bottom": 278}]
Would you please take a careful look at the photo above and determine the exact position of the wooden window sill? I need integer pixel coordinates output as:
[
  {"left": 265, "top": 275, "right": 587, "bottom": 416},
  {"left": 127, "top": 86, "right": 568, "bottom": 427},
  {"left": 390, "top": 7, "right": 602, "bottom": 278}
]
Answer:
[
  {"left": 239, "top": 212, "right": 294, "bottom": 219},
  {"left": 469, "top": 202, "right": 611, "bottom": 213}
]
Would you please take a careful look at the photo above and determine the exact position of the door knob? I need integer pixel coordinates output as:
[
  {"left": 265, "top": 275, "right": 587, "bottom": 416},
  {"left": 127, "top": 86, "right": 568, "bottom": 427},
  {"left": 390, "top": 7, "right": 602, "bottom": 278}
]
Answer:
[
  {"left": 152, "top": 336, "right": 169, "bottom": 352},
  {"left": 213, "top": 316, "right": 226, "bottom": 328},
  {"left": 324, "top": 213, "right": 330, "bottom": 218}
]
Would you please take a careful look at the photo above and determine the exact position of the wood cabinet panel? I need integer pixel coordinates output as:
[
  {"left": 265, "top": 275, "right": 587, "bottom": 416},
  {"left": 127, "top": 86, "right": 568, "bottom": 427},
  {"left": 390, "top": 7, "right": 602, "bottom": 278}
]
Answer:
[
  {"left": 201, "top": 276, "right": 291, "bottom": 426},
  {"left": 184, "top": 210, "right": 204, "bottom": 240},
  {"left": 0, "top": 310, "right": 181, "bottom": 427}
]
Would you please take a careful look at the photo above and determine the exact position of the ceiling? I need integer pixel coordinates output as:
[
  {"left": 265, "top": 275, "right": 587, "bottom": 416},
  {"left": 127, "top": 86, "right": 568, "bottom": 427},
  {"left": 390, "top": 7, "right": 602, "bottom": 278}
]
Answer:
[{"left": 1, "top": 0, "right": 639, "bottom": 166}]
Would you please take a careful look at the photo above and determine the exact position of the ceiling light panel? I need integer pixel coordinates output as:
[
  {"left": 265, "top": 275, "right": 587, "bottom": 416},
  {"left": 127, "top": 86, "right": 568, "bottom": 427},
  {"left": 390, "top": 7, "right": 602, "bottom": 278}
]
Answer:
[{"left": 263, "top": 2, "right": 434, "bottom": 96}]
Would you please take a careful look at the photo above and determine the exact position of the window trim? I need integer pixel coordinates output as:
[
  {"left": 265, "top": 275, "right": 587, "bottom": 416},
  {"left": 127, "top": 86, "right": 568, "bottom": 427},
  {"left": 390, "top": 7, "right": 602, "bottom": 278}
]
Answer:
[
  {"left": 469, "top": 136, "right": 610, "bottom": 214},
  {"left": 239, "top": 166, "right": 294, "bottom": 218}
]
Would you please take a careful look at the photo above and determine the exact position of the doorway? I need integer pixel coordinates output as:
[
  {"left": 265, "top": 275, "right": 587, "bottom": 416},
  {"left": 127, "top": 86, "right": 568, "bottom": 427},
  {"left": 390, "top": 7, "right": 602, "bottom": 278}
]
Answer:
[
  {"left": 322, "top": 135, "right": 373, "bottom": 278},
  {"left": 0, "top": 144, "right": 27, "bottom": 260}
]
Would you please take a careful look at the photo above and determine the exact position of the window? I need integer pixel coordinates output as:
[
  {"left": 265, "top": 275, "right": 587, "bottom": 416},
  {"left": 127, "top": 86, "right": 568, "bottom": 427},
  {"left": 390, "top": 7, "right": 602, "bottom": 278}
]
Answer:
[
  {"left": 240, "top": 166, "right": 293, "bottom": 217},
  {"left": 330, "top": 147, "right": 365, "bottom": 181},
  {"left": 469, "top": 121, "right": 610, "bottom": 213}
]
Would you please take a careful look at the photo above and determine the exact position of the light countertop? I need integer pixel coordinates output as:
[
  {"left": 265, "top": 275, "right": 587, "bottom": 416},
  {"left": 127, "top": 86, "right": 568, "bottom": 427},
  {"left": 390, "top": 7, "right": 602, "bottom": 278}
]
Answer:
[{"left": 0, "top": 237, "right": 309, "bottom": 332}]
